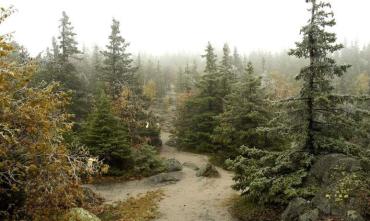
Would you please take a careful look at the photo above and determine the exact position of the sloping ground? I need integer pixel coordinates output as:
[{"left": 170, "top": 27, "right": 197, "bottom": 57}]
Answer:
[{"left": 87, "top": 131, "right": 237, "bottom": 221}]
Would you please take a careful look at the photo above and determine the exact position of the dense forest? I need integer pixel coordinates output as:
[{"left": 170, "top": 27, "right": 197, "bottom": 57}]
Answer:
[{"left": 0, "top": 0, "right": 369, "bottom": 221}]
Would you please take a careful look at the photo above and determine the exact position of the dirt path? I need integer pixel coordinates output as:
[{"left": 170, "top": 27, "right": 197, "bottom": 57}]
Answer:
[
  {"left": 87, "top": 131, "right": 237, "bottom": 221},
  {"left": 88, "top": 84, "right": 237, "bottom": 220}
]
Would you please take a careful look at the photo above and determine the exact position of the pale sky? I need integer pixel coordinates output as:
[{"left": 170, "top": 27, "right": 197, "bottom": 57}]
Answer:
[{"left": 1, "top": 0, "right": 370, "bottom": 56}]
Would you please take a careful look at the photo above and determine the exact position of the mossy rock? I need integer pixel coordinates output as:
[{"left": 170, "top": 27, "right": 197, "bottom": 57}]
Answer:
[
  {"left": 63, "top": 208, "right": 101, "bottom": 221},
  {"left": 164, "top": 158, "right": 182, "bottom": 172},
  {"left": 196, "top": 163, "right": 219, "bottom": 177}
]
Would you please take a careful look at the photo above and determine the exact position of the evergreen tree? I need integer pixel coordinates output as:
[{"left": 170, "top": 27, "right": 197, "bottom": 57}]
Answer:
[
  {"left": 218, "top": 43, "right": 235, "bottom": 97},
  {"left": 136, "top": 54, "right": 145, "bottom": 87},
  {"left": 101, "top": 18, "right": 136, "bottom": 98},
  {"left": 175, "top": 42, "right": 223, "bottom": 152},
  {"left": 58, "top": 11, "right": 80, "bottom": 62},
  {"left": 230, "top": 0, "right": 367, "bottom": 205},
  {"left": 154, "top": 61, "right": 167, "bottom": 98},
  {"left": 233, "top": 47, "right": 244, "bottom": 76},
  {"left": 33, "top": 12, "right": 89, "bottom": 121},
  {"left": 213, "top": 62, "right": 282, "bottom": 160},
  {"left": 176, "top": 64, "right": 192, "bottom": 93},
  {"left": 190, "top": 60, "right": 200, "bottom": 87},
  {"left": 88, "top": 45, "right": 103, "bottom": 90},
  {"left": 82, "top": 90, "right": 132, "bottom": 171}
]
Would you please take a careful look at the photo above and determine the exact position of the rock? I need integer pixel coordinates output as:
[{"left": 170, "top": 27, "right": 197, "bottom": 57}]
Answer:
[
  {"left": 196, "top": 163, "right": 220, "bottom": 177},
  {"left": 298, "top": 209, "right": 319, "bottom": 221},
  {"left": 309, "top": 154, "right": 361, "bottom": 185},
  {"left": 282, "top": 198, "right": 310, "bottom": 221},
  {"left": 311, "top": 194, "right": 331, "bottom": 215},
  {"left": 165, "top": 158, "right": 183, "bottom": 172},
  {"left": 165, "top": 138, "right": 177, "bottom": 147},
  {"left": 283, "top": 154, "right": 368, "bottom": 221},
  {"left": 63, "top": 208, "right": 100, "bottom": 221},
  {"left": 346, "top": 210, "right": 365, "bottom": 221},
  {"left": 183, "top": 161, "right": 199, "bottom": 170},
  {"left": 147, "top": 171, "right": 184, "bottom": 185}
]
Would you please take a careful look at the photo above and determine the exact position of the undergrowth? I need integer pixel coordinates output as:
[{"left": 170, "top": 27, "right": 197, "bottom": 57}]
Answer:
[{"left": 229, "top": 195, "right": 283, "bottom": 221}]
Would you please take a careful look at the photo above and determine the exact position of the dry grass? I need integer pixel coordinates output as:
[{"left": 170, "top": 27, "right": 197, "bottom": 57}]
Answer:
[{"left": 94, "top": 190, "right": 165, "bottom": 221}]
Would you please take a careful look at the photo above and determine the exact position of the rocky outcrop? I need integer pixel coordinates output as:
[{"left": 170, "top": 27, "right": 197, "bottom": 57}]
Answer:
[
  {"left": 196, "top": 163, "right": 220, "bottom": 177},
  {"left": 282, "top": 154, "right": 368, "bottom": 221},
  {"left": 164, "top": 158, "right": 183, "bottom": 172}
]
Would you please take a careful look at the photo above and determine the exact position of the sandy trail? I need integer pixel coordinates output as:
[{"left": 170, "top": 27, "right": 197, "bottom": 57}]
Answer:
[{"left": 87, "top": 131, "right": 237, "bottom": 221}]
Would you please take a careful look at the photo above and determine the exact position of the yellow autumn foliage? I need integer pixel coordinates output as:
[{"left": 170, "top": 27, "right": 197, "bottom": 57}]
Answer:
[
  {"left": 143, "top": 80, "right": 157, "bottom": 102},
  {"left": 354, "top": 73, "right": 369, "bottom": 95},
  {"left": 0, "top": 8, "right": 96, "bottom": 220}
]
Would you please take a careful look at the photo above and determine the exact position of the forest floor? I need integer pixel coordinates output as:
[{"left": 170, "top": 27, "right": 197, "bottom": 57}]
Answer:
[{"left": 87, "top": 131, "right": 237, "bottom": 221}]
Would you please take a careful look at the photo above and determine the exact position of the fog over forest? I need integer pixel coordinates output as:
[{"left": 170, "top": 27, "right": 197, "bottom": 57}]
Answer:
[
  {"left": 2, "top": 0, "right": 370, "bottom": 55},
  {"left": 0, "top": 1, "right": 369, "bottom": 221}
]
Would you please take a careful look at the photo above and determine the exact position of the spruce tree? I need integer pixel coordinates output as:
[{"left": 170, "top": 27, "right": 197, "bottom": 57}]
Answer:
[
  {"left": 233, "top": 47, "right": 244, "bottom": 76},
  {"left": 218, "top": 43, "right": 235, "bottom": 99},
  {"left": 58, "top": 11, "right": 80, "bottom": 62},
  {"left": 101, "top": 19, "right": 136, "bottom": 98},
  {"left": 231, "top": 0, "right": 368, "bottom": 205},
  {"left": 175, "top": 42, "right": 223, "bottom": 152},
  {"left": 190, "top": 60, "right": 200, "bottom": 87},
  {"left": 34, "top": 12, "right": 88, "bottom": 121},
  {"left": 82, "top": 90, "right": 132, "bottom": 171},
  {"left": 176, "top": 64, "right": 192, "bottom": 93},
  {"left": 213, "top": 62, "right": 281, "bottom": 160}
]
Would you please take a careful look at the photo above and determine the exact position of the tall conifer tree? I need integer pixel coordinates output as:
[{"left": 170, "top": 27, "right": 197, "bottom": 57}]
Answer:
[
  {"left": 231, "top": 0, "right": 368, "bottom": 205},
  {"left": 213, "top": 62, "right": 281, "bottom": 160},
  {"left": 102, "top": 19, "right": 136, "bottom": 98},
  {"left": 175, "top": 42, "right": 223, "bottom": 152},
  {"left": 58, "top": 11, "right": 80, "bottom": 62}
]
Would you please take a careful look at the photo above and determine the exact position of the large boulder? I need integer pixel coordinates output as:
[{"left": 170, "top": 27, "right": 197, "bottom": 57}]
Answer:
[
  {"left": 164, "top": 158, "right": 183, "bottom": 172},
  {"left": 282, "top": 154, "right": 368, "bottom": 221},
  {"left": 196, "top": 163, "right": 220, "bottom": 177},
  {"left": 147, "top": 171, "right": 184, "bottom": 185},
  {"left": 63, "top": 208, "right": 101, "bottom": 221}
]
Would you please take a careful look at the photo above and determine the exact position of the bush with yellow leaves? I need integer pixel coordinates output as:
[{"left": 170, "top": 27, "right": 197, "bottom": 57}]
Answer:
[{"left": 0, "top": 8, "right": 100, "bottom": 220}]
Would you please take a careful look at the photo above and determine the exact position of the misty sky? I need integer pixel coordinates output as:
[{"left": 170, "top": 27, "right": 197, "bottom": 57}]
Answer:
[{"left": 1, "top": 0, "right": 370, "bottom": 56}]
